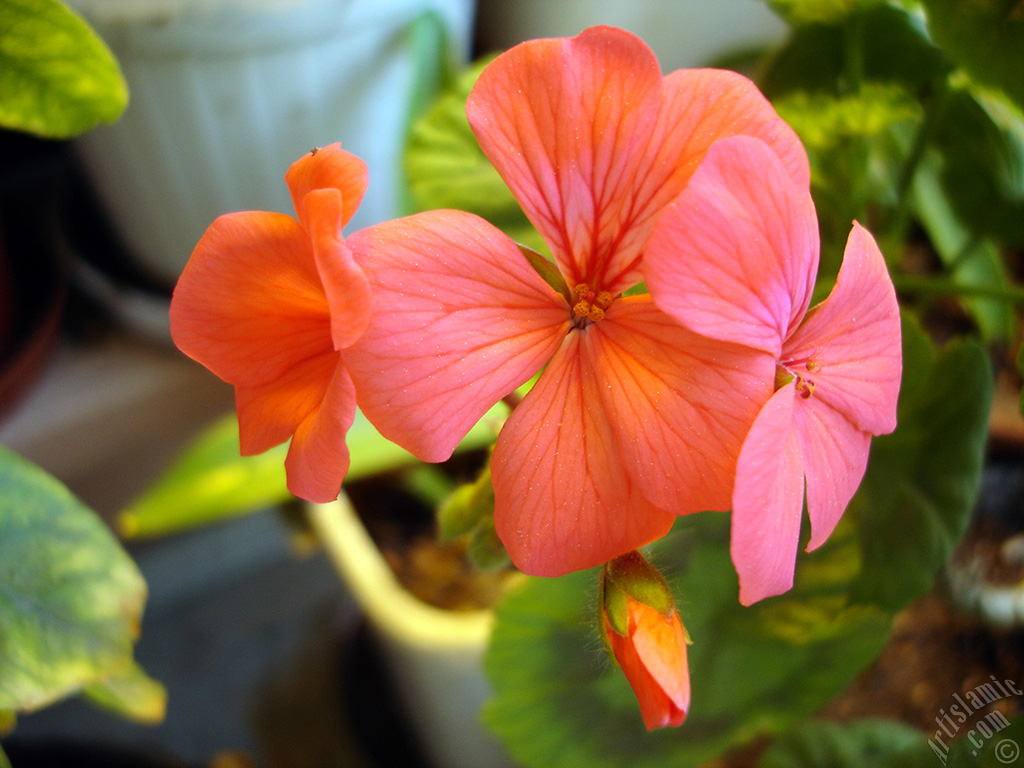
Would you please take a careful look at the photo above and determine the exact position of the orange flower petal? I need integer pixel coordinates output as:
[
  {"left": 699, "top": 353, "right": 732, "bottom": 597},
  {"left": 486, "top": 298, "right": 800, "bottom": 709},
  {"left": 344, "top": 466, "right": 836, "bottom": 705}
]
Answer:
[
  {"left": 234, "top": 350, "right": 337, "bottom": 456},
  {"left": 303, "top": 188, "right": 372, "bottom": 349},
  {"left": 283, "top": 362, "right": 357, "bottom": 503},
  {"left": 170, "top": 211, "right": 332, "bottom": 388},
  {"left": 346, "top": 210, "right": 568, "bottom": 463},
  {"left": 285, "top": 143, "right": 368, "bottom": 232},
  {"left": 492, "top": 332, "right": 674, "bottom": 576},
  {"left": 467, "top": 26, "right": 664, "bottom": 294},
  {"left": 586, "top": 297, "right": 775, "bottom": 516}
]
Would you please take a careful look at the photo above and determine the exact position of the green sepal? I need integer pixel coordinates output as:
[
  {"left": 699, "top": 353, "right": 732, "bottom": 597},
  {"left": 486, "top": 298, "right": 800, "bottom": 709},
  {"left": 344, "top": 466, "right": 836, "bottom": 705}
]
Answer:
[
  {"left": 519, "top": 244, "right": 571, "bottom": 305},
  {"left": 602, "top": 551, "right": 676, "bottom": 637}
]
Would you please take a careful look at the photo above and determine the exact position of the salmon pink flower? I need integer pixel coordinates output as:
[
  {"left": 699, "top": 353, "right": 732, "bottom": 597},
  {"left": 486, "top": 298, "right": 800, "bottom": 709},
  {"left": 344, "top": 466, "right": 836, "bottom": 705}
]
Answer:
[
  {"left": 601, "top": 551, "right": 690, "bottom": 730},
  {"left": 343, "top": 26, "right": 808, "bottom": 576},
  {"left": 644, "top": 135, "right": 902, "bottom": 605},
  {"left": 170, "top": 144, "right": 371, "bottom": 504}
]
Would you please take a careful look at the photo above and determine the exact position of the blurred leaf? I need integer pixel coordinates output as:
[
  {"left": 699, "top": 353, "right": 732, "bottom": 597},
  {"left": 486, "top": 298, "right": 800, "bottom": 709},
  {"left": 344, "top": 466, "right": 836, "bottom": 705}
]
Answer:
[
  {"left": 850, "top": 314, "right": 992, "bottom": 610},
  {"left": 760, "top": 4, "right": 948, "bottom": 99},
  {"left": 886, "top": 713, "right": 1024, "bottom": 767},
  {"left": 922, "top": 0, "right": 1024, "bottom": 112},
  {"left": 1019, "top": 344, "right": 1024, "bottom": 417},
  {"left": 467, "top": 514, "right": 509, "bottom": 571},
  {"left": 912, "top": 149, "right": 1016, "bottom": 342},
  {"left": 756, "top": 718, "right": 924, "bottom": 767},
  {"left": 774, "top": 85, "right": 921, "bottom": 152},
  {"left": 404, "top": 56, "right": 547, "bottom": 254},
  {"left": 766, "top": 0, "right": 886, "bottom": 26},
  {"left": 82, "top": 659, "right": 166, "bottom": 725},
  {"left": 0, "top": 0, "right": 127, "bottom": 138},
  {"left": 121, "top": 404, "right": 507, "bottom": 539},
  {"left": 0, "top": 447, "right": 146, "bottom": 713},
  {"left": 0, "top": 744, "right": 8, "bottom": 768},
  {"left": 437, "top": 467, "right": 492, "bottom": 542},
  {"left": 930, "top": 87, "right": 1024, "bottom": 246}
]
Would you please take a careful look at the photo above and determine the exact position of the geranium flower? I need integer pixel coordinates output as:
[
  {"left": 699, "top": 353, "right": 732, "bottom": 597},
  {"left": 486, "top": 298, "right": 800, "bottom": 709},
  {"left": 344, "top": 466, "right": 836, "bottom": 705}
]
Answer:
[
  {"left": 343, "top": 26, "right": 808, "bottom": 576},
  {"left": 170, "top": 144, "right": 371, "bottom": 503},
  {"left": 644, "top": 135, "right": 902, "bottom": 604}
]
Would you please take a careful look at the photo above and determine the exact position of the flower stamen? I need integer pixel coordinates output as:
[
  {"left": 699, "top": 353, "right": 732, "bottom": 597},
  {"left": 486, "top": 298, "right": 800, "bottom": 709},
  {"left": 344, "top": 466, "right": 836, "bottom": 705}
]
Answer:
[{"left": 572, "top": 283, "right": 613, "bottom": 325}]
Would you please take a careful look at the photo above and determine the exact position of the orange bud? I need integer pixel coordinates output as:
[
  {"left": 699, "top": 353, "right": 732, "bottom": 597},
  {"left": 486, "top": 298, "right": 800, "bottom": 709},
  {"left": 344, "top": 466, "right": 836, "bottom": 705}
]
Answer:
[{"left": 601, "top": 554, "right": 690, "bottom": 730}]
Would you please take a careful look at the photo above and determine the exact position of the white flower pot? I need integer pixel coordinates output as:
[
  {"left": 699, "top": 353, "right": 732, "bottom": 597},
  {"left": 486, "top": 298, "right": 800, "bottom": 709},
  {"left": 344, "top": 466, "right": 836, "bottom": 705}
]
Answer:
[
  {"left": 68, "top": 0, "right": 474, "bottom": 289},
  {"left": 307, "top": 495, "right": 516, "bottom": 768}
]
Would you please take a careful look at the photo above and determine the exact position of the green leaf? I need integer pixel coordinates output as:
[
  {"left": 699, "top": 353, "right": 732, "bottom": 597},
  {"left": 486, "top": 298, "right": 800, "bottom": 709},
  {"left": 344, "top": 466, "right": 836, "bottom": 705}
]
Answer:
[
  {"left": 886, "top": 713, "right": 1024, "bottom": 767},
  {"left": 922, "top": 0, "right": 1024, "bottom": 112},
  {"left": 912, "top": 149, "right": 1016, "bottom": 342},
  {"left": 766, "top": 0, "right": 886, "bottom": 26},
  {"left": 0, "top": 447, "right": 146, "bottom": 713},
  {"left": 404, "top": 57, "right": 547, "bottom": 254},
  {"left": 1018, "top": 343, "right": 1024, "bottom": 417},
  {"left": 929, "top": 87, "right": 1024, "bottom": 246},
  {"left": 121, "top": 404, "right": 507, "bottom": 538},
  {"left": 0, "top": 0, "right": 127, "bottom": 138},
  {"left": 484, "top": 512, "right": 893, "bottom": 768},
  {"left": 82, "top": 659, "right": 166, "bottom": 725},
  {"left": 849, "top": 314, "right": 992, "bottom": 610},
  {"left": 760, "top": 5, "right": 948, "bottom": 99},
  {"left": 757, "top": 718, "right": 925, "bottom": 768}
]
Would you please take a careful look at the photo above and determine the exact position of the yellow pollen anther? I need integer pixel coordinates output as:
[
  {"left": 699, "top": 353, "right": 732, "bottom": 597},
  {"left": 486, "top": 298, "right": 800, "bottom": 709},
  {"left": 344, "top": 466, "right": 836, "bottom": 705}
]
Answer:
[
  {"left": 588, "top": 306, "right": 605, "bottom": 322},
  {"left": 573, "top": 300, "right": 592, "bottom": 318},
  {"left": 573, "top": 283, "right": 591, "bottom": 299},
  {"left": 595, "top": 291, "right": 613, "bottom": 309},
  {"left": 806, "top": 361, "right": 821, "bottom": 372}
]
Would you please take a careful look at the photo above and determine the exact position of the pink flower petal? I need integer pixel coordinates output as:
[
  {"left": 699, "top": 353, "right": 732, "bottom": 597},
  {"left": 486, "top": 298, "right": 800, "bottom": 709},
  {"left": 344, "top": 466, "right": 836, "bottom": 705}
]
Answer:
[
  {"left": 645, "top": 135, "right": 818, "bottom": 358},
  {"left": 466, "top": 26, "right": 665, "bottom": 294},
  {"left": 633, "top": 67, "right": 810, "bottom": 234},
  {"left": 303, "top": 188, "right": 371, "bottom": 349},
  {"left": 345, "top": 210, "right": 569, "bottom": 462},
  {"left": 585, "top": 297, "right": 774, "bottom": 516},
  {"left": 731, "top": 383, "right": 805, "bottom": 605},
  {"left": 492, "top": 332, "right": 675, "bottom": 577},
  {"left": 170, "top": 211, "right": 332, "bottom": 388},
  {"left": 285, "top": 143, "right": 368, "bottom": 232},
  {"left": 283, "top": 361, "right": 358, "bottom": 503},
  {"left": 796, "top": 399, "right": 871, "bottom": 552},
  {"left": 784, "top": 222, "right": 901, "bottom": 436}
]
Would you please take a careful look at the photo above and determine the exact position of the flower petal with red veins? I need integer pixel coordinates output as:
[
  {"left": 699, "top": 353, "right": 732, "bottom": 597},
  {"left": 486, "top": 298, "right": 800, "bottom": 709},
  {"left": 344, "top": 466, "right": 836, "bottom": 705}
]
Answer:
[
  {"left": 283, "top": 361, "right": 357, "bottom": 503},
  {"left": 731, "top": 383, "right": 805, "bottom": 606},
  {"left": 492, "top": 332, "right": 675, "bottom": 577},
  {"left": 303, "top": 188, "right": 372, "bottom": 349},
  {"left": 784, "top": 222, "right": 901, "bottom": 436},
  {"left": 234, "top": 350, "right": 337, "bottom": 456},
  {"left": 796, "top": 400, "right": 871, "bottom": 552},
  {"left": 285, "top": 143, "right": 368, "bottom": 232},
  {"left": 466, "top": 25, "right": 664, "bottom": 293},
  {"left": 170, "top": 211, "right": 332, "bottom": 388},
  {"left": 645, "top": 135, "right": 818, "bottom": 358},
  {"left": 586, "top": 297, "right": 774, "bottom": 516},
  {"left": 345, "top": 211, "right": 569, "bottom": 462}
]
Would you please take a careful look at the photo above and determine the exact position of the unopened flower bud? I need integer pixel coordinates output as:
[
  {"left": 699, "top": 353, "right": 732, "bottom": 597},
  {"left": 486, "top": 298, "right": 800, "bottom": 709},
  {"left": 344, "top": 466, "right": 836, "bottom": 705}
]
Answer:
[{"left": 600, "top": 551, "right": 690, "bottom": 730}]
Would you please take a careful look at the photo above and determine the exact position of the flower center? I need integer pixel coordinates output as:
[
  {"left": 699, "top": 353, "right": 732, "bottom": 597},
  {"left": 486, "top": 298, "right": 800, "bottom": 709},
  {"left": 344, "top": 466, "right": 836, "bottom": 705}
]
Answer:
[
  {"left": 572, "top": 283, "right": 613, "bottom": 325},
  {"left": 776, "top": 354, "right": 823, "bottom": 399}
]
